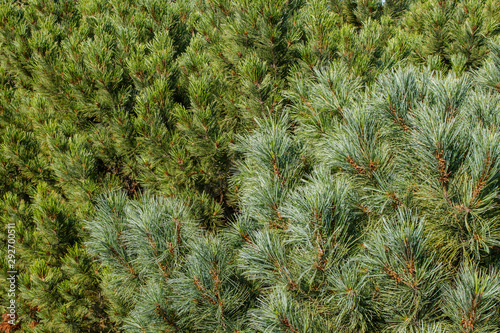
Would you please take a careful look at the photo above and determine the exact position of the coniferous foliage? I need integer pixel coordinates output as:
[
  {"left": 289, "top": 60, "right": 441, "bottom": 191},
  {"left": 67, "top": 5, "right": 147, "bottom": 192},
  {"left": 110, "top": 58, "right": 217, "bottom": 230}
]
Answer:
[
  {"left": 86, "top": 191, "right": 255, "bottom": 332},
  {"left": 85, "top": 66, "right": 500, "bottom": 332},
  {"left": 475, "top": 37, "right": 500, "bottom": 91},
  {"left": 1, "top": 0, "right": 500, "bottom": 332}
]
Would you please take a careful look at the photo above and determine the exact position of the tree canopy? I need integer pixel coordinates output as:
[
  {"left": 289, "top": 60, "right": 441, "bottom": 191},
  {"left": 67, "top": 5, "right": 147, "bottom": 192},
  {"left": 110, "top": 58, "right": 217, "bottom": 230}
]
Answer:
[{"left": 1, "top": 0, "right": 500, "bottom": 332}]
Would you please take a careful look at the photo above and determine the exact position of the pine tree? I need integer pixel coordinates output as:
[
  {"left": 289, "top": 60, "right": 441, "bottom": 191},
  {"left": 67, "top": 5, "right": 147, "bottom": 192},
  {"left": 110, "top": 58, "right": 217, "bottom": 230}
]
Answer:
[
  {"left": 2, "top": 0, "right": 500, "bottom": 332},
  {"left": 86, "top": 191, "right": 256, "bottom": 332},
  {"left": 402, "top": 0, "right": 500, "bottom": 72},
  {"left": 475, "top": 37, "right": 500, "bottom": 91}
]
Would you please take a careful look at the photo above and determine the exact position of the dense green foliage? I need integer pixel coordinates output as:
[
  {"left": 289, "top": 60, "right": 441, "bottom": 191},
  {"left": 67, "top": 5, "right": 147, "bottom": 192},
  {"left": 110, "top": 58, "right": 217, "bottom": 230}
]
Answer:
[{"left": 1, "top": 0, "right": 500, "bottom": 332}]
